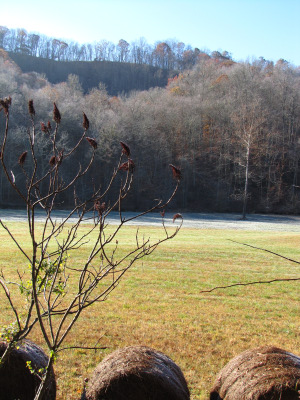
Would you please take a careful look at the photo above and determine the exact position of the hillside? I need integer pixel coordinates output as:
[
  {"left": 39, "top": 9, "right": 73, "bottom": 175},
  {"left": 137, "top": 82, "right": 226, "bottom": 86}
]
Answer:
[
  {"left": 1, "top": 47, "right": 300, "bottom": 214},
  {"left": 8, "top": 52, "right": 173, "bottom": 95}
]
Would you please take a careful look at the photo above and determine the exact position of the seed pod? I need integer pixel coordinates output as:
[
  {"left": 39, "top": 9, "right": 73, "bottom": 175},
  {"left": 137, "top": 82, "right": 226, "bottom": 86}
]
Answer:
[
  {"left": 53, "top": 102, "right": 61, "bottom": 124},
  {"left": 83, "top": 112, "right": 89, "bottom": 130},
  {"left": 173, "top": 213, "right": 183, "bottom": 223},
  {"left": 94, "top": 199, "right": 106, "bottom": 216},
  {"left": 120, "top": 141, "right": 130, "bottom": 157},
  {"left": 86, "top": 137, "right": 97, "bottom": 149},
  {"left": 18, "top": 151, "right": 28, "bottom": 166},
  {"left": 28, "top": 99, "right": 35, "bottom": 116},
  {"left": 41, "top": 122, "right": 49, "bottom": 133},
  {"left": 0, "top": 97, "right": 11, "bottom": 115},
  {"left": 119, "top": 158, "right": 135, "bottom": 172},
  {"left": 169, "top": 164, "right": 181, "bottom": 181},
  {"left": 49, "top": 155, "right": 57, "bottom": 166}
]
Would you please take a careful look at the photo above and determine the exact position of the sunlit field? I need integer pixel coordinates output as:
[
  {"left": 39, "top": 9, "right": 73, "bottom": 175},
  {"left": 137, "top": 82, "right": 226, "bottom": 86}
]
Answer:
[{"left": 0, "top": 221, "right": 299, "bottom": 399}]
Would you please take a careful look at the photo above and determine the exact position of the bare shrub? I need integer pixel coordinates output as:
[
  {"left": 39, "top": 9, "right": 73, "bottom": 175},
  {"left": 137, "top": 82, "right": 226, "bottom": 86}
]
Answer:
[
  {"left": 83, "top": 345, "right": 190, "bottom": 400},
  {"left": 0, "top": 98, "right": 182, "bottom": 399},
  {"left": 210, "top": 346, "right": 300, "bottom": 400}
]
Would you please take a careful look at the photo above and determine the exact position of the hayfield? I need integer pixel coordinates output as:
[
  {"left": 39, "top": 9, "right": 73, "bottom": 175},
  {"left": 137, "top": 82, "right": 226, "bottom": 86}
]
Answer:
[{"left": 0, "top": 221, "right": 299, "bottom": 399}]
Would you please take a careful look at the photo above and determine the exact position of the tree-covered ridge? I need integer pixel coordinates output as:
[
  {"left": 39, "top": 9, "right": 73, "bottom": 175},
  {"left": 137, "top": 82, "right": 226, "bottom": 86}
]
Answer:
[
  {"left": 1, "top": 49, "right": 300, "bottom": 214},
  {"left": 0, "top": 25, "right": 232, "bottom": 70}
]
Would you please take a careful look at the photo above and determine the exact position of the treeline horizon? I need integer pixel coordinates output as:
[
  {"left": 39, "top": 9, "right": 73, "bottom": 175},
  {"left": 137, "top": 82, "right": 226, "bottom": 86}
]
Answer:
[
  {"left": 1, "top": 48, "right": 300, "bottom": 215},
  {"left": 0, "top": 25, "right": 240, "bottom": 71}
]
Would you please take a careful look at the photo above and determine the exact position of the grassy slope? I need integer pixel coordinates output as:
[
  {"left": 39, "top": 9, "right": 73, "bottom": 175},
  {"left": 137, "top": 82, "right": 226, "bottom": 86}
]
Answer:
[{"left": 0, "top": 222, "right": 299, "bottom": 399}]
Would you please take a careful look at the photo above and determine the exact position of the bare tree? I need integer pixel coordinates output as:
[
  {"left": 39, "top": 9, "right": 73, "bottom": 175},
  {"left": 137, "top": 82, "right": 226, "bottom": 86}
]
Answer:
[
  {"left": 0, "top": 26, "right": 9, "bottom": 49},
  {"left": 0, "top": 98, "right": 182, "bottom": 399},
  {"left": 227, "top": 64, "right": 269, "bottom": 218},
  {"left": 117, "top": 39, "right": 130, "bottom": 63}
]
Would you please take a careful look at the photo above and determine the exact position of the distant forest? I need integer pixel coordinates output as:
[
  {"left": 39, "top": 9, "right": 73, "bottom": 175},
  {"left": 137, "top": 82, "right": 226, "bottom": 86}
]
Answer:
[
  {"left": 0, "top": 26, "right": 233, "bottom": 94},
  {"left": 0, "top": 26, "right": 224, "bottom": 69},
  {"left": 0, "top": 26, "right": 300, "bottom": 214}
]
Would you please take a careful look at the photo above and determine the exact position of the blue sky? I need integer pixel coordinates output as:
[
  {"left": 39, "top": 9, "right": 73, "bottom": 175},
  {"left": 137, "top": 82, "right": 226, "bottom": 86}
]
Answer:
[{"left": 1, "top": 0, "right": 299, "bottom": 65}]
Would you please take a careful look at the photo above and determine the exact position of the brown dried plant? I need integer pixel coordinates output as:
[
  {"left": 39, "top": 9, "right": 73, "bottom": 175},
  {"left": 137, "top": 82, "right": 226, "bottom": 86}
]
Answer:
[{"left": 53, "top": 102, "right": 61, "bottom": 124}]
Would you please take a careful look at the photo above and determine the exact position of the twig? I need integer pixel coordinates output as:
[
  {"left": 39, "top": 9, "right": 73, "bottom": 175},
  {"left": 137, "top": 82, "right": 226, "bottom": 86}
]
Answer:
[
  {"left": 229, "top": 239, "right": 300, "bottom": 265},
  {"left": 57, "top": 345, "right": 107, "bottom": 353},
  {"left": 199, "top": 277, "right": 300, "bottom": 293}
]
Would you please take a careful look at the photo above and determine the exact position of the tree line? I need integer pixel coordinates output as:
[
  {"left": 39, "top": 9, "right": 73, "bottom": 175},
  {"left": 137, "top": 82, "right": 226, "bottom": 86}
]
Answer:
[
  {"left": 0, "top": 26, "right": 232, "bottom": 71},
  {"left": 1, "top": 48, "right": 300, "bottom": 214}
]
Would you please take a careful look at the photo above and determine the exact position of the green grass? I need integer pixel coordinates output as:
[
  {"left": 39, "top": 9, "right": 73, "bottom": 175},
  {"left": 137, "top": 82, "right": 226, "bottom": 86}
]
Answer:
[{"left": 0, "top": 222, "right": 299, "bottom": 399}]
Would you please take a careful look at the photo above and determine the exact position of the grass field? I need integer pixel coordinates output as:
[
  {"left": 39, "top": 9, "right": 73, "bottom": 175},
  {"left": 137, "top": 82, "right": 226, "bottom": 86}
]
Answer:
[{"left": 0, "top": 221, "right": 299, "bottom": 399}]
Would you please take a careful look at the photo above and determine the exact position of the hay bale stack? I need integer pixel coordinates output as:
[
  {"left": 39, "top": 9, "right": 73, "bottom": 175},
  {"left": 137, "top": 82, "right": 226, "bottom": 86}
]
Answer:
[
  {"left": 0, "top": 339, "right": 56, "bottom": 400},
  {"left": 83, "top": 345, "right": 190, "bottom": 400},
  {"left": 210, "top": 346, "right": 300, "bottom": 400}
]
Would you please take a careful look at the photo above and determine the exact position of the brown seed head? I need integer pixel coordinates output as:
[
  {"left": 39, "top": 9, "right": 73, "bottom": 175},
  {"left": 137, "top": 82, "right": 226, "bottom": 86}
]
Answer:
[
  {"left": 49, "top": 155, "right": 57, "bottom": 166},
  {"left": 0, "top": 97, "right": 11, "bottom": 115},
  {"left": 172, "top": 213, "right": 183, "bottom": 223},
  {"left": 47, "top": 121, "right": 52, "bottom": 131},
  {"left": 53, "top": 102, "right": 61, "bottom": 124},
  {"left": 169, "top": 164, "right": 181, "bottom": 181},
  {"left": 41, "top": 122, "right": 49, "bottom": 134},
  {"left": 18, "top": 151, "right": 28, "bottom": 166},
  {"left": 120, "top": 141, "right": 130, "bottom": 157},
  {"left": 119, "top": 158, "right": 135, "bottom": 172},
  {"left": 28, "top": 99, "right": 35, "bottom": 116},
  {"left": 86, "top": 137, "right": 97, "bottom": 149},
  {"left": 83, "top": 112, "right": 89, "bottom": 130},
  {"left": 94, "top": 199, "right": 106, "bottom": 216}
]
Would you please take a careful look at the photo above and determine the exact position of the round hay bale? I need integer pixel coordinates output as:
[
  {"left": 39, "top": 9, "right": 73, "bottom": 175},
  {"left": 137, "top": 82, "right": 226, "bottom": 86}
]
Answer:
[
  {"left": 210, "top": 346, "right": 300, "bottom": 400},
  {"left": 83, "top": 345, "right": 190, "bottom": 400},
  {"left": 0, "top": 339, "right": 56, "bottom": 400}
]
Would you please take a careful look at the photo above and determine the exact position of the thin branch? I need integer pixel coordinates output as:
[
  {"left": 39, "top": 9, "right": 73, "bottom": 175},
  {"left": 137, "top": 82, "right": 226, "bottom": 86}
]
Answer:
[
  {"left": 199, "top": 277, "right": 300, "bottom": 293},
  {"left": 0, "top": 277, "right": 21, "bottom": 329},
  {"left": 199, "top": 239, "right": 300, "bottom": 293},
  {"left": 0, "top": 220, "right": 31, "bottom": 262},
  {"left": 229, "top": 239, "right": 300, "bottom": 265},
  {"left": 57, "top": 345, "right": 107, "bottom": 353}
]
